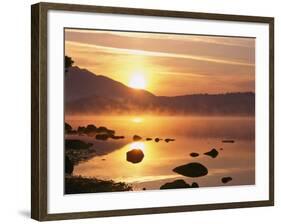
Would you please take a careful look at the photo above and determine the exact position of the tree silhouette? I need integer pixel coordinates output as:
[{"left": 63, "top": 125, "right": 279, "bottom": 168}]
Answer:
[{"left": 65, "top": 56, "right": 74, "bottom": 72}]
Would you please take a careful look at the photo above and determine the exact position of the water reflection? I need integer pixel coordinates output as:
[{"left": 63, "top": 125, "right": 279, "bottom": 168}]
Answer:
[{"left": 68, "top": 116, "right": 255, "bottom": 190}]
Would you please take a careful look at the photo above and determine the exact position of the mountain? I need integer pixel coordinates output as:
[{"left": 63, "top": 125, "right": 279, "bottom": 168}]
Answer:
[
  {"left": 65, "top": 66, "right": 255, "bottom": 116},
  {"left": 65, "top": 66, "right": 154, "bottom": 102}
]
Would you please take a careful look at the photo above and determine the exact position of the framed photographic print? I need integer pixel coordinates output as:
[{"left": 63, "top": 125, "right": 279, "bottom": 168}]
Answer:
[{"left": 31, "top": 2, "right": 274, "bottom": 221}]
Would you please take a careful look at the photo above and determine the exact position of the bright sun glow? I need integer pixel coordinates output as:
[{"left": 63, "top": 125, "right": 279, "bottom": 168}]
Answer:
[
  {"left": 130, "top": 142, "right": 145, "bottom": 151},
  {"left": 128, "top": 72, "right": 146, "bottom": 89},
  {"left": 132, "top": 117, "right": 143, "bottom": 123}
]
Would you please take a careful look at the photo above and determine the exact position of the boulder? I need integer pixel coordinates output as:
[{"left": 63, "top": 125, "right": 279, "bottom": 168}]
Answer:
[
  {"left": 221, "top": 177, "right": 233, "bottom": 184},
  {"left": 173, "top": 162, "right": 208, "bottom": 177},
  {"left": 155, "top": 138, "right": 162, "bottom": 142},
  {"left": 204, "top": 148, "right": 219, "bottom": 158},
  {"left": 85, "top": 124, "right": 97, "bottom": 133},
  {"left": 65, "top": 139, "right": 93, "bottom": 150},
  {"left": 133, "top": 135, "right": 142, "bottom": 141},
  {"left": 126, "top": 149, "right": 144, "bottom": 163},
  {"left": 190, "top": 152, "right": 199, "bottom": 157},
  {"left": 65, "top": 156, "right": 74, "bottom": 175},
  {"left": 77, "top": 126, "right": 86, "bottom": 134},
  {"left": 191, "top": 182, "right": 199, "bottom": 188},
  {"left": 96, "top": 134, "right": 109, "bottom": 141},
  {"left": 160, "top": 179, "right": 190, "bottom": 189},
  {"left": 65, "top": 123, "right": 72, "bottom": 133}
]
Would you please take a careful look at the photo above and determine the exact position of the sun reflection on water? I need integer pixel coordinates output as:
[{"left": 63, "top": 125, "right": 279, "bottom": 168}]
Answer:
[
  {"left": 131, "top": 117, "right": 143, "bottom": 123},
  {"left": 129, "top": 141, "right": 146, "bottom": 152}
]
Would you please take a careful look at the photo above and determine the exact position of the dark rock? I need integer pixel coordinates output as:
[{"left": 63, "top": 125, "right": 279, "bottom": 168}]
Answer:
[
  {"left": 126, "top": 149, "right": 144, "bottom": 163},
  {"left": 142, "top": 188, "right": 146, "bottom": 190},
  {"left": 65, "top": 156, "right": 74, "bottom": 175},
  {"left": 146, "top": 138, "right": 153, "bottom": 141},
  {"left": 190, "top": 152, "right": 199, "bottom": 157},
  {"left": 65, "top": 139, "right": 93, "bottom": 150},
  {"left": 85, "top": 124, "right": 97, "bottom": 133},
  {"left": 155, "top": 138, "right": 162, "bottom": 142},
  {"left": 165, "top": 138, "right": 175, "bottom": 143},
  {"left": 133, "top": 135, "right": 142, "bottom": 141},
  {"left": 111, "top": 135, "right": 125, "bottom": 140},
  {"left": 191, "top": 182, "right": 199, "bottom": 188},
  {"left": 204, "top": 148, "right": 219, "bottom": 158},
  {"left": 106, "top": 130, "right": 115, "bottom": 137},
  {"left": 77, "top": 126, "right": 86, "bottom": 134},
  {"left": 173, "top": 162, "right": 208, "bottom": 177},
  {"left": 65, "top": 123, "right": 72, "bottom": 133},
  {"left": 221, "top": 177, "right": 233, "bottom": 184},
  {"left": 160, "top": 179, "right": 190, "bottom": 189},
  {"left": 96, "top": 134, "right": 109, "bottom": 141},
  {"left": 97, "top": 126, "right": 108, "bottom": 133},
  {"left": 67, "top": 130, "right": 77, "bottom": 135},
  {"left": 222, "top": 140, "right": 235, "bottom": 143}
]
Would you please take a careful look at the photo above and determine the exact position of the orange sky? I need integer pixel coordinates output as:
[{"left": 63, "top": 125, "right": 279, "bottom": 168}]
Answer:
[{"left": 65, "top": 28, "right": 255, "bottom": 96}]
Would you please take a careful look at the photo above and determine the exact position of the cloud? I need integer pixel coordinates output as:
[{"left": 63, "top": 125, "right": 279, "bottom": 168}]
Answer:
[{"left": 66, "top": 40, "right": 254, "bottom": 67}]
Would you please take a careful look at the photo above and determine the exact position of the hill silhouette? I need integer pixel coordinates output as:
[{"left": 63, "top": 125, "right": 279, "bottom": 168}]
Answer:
[{"left": 65, "top": 66, "right": 255, "bottom": 116}]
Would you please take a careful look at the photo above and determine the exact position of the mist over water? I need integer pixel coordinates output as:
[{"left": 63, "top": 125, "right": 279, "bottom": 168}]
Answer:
[{"left": 66, "top": 115, "right": 255, "bottom": 190}]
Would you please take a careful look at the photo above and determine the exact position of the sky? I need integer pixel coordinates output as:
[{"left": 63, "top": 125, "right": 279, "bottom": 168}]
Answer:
[{"left": 65, "top": 28, "right": 255, "bottom": 96}]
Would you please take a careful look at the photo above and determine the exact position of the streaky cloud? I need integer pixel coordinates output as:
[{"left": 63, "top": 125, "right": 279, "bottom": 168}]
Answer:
[{"left": 66, "top": 41, "right": 254, "bottom": 67}]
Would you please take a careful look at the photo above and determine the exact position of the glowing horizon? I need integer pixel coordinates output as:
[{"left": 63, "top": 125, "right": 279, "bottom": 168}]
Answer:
[{"left": 65, "top": 29, "right": 255, "bottom": 96}]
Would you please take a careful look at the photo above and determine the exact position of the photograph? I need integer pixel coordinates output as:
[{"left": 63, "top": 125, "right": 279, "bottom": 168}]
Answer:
[{"left": 64, "top": 28, "right": 255, "bottom": 194}]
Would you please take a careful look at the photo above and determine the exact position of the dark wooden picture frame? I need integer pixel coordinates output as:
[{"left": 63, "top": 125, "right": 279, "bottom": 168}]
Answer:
[{"left": 31, "top": 2, "right": 274, "bottom": 221}]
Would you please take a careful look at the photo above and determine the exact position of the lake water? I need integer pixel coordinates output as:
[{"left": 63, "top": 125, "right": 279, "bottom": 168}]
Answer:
[{"left": 65, "top": 115, "right": 255, "bottom": 190}]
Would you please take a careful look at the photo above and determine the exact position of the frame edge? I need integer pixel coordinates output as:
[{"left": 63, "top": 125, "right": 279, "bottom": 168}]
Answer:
[
  {"left": 30, "top": 2, "right": 275, "bottom": 221},
  {"left": 31, "top": 2, "right": 48, "bottom": 221}
]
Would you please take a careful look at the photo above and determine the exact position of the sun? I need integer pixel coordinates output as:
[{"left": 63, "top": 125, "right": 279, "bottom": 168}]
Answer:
[{"left": 128, "top": 72, "right": 147, "bottom": 89}]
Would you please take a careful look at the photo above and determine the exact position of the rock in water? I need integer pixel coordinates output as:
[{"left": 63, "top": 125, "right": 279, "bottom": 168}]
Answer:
[
  {"left": 96, "top": 134, "right": 109, "bottom": 140},
  {"left": 173, "top": 162, "right": 208, "bottom": 177},
  {"left": 155, "top": 138, "right": 162, "bottom": 142},
  {"left": 133, "top": 135, "right": 142, "bottom": 141},
  {"left": 65, "top": 139, "right": 93, "bottom": 149},
  {"left": 160, "top": 179, "right": 190, "bottom": 189},
  {"left": 221, "top": 177, "right": 233, "bottom": 183},
  {"left": 222, "top": 140, "right": 235, "bottom": 143},
  {"left": 191, "top": 182, "right": 199, "bottom": 188},
  {"left": 65, "top": 122, "right": 72, "bottom": 133},
  {"left": 65, "top": 156, "right": 74, "bottom": 175},
  {"left": 126, "top": 149, "right": 144, "bottom": 164},
  {"left": 204, "top": 148, "right": 219, "bottom": 158},
  {"left": 111, "top": 135, "right": 125, "bottom": 140},
  {"left": 190, "top": 152, "right": 199, "bottom": 157},
  {"left": 165, "top": 138, "right": 175, "bottom": 143}
]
